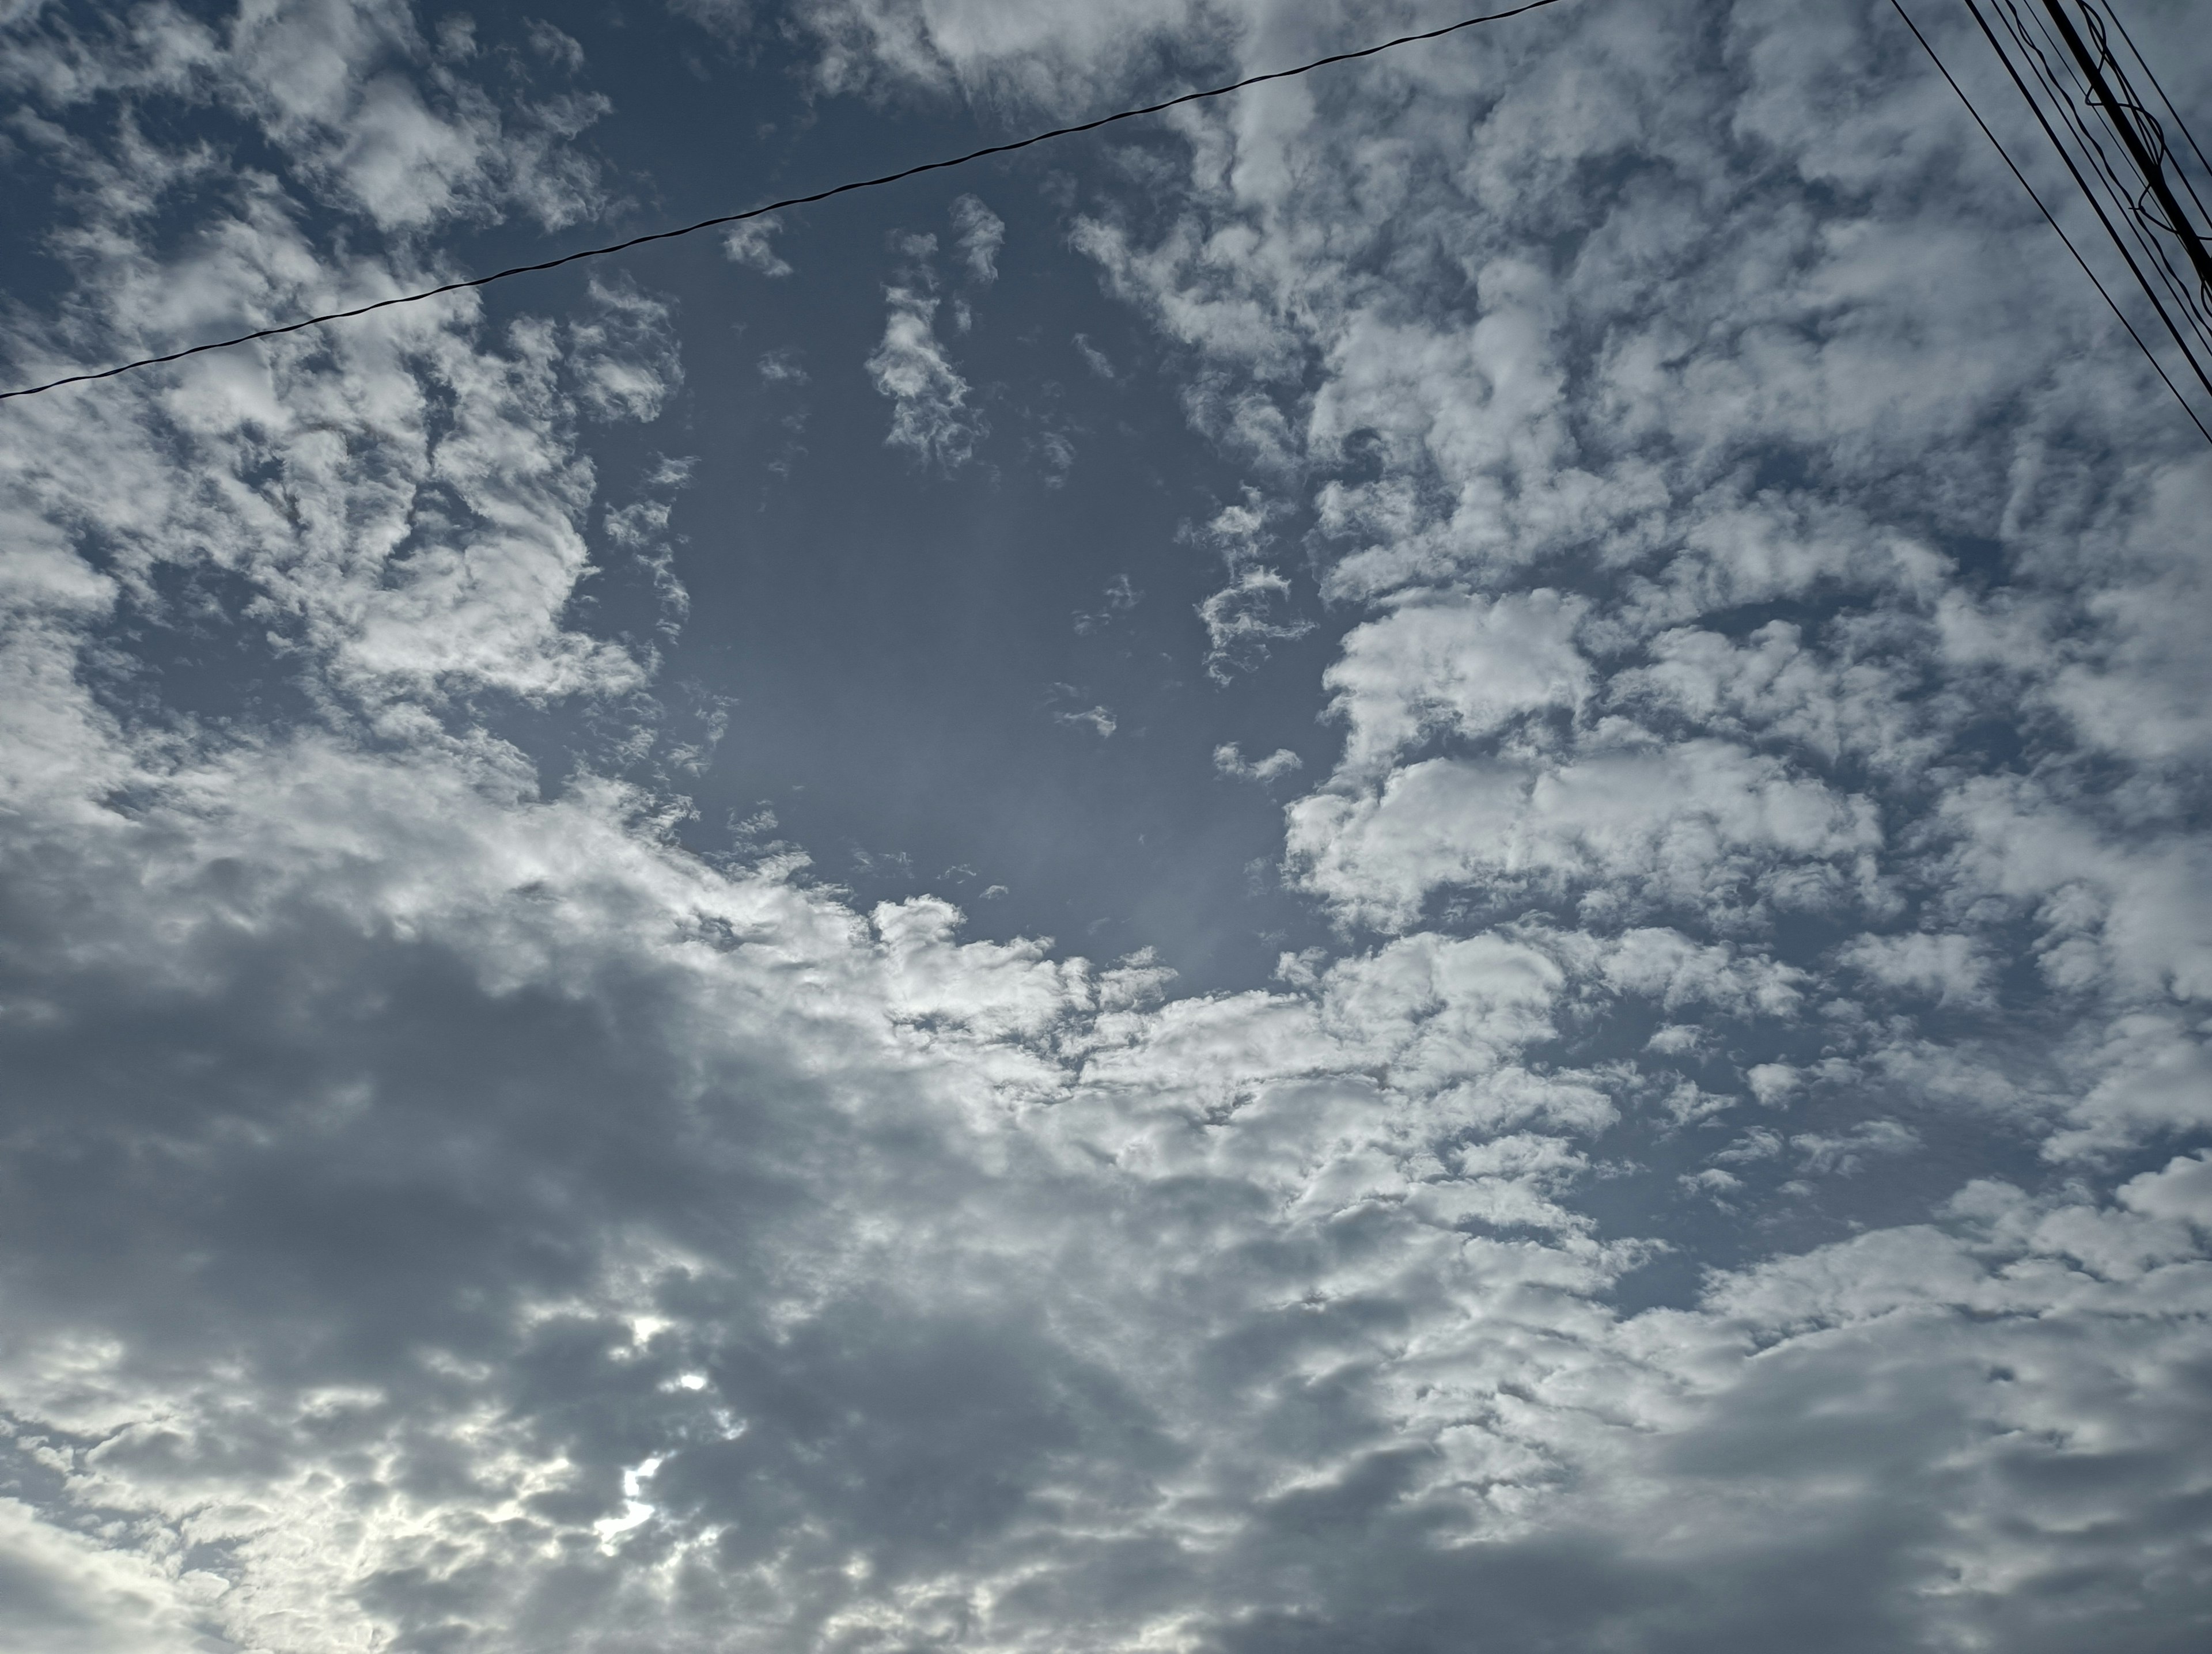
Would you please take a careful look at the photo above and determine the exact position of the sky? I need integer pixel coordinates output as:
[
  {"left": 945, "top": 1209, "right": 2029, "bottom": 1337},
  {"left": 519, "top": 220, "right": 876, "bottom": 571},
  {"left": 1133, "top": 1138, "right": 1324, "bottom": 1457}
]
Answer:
[{"left": 1, "top": 0, "right": 2210, "bottom": 1649}]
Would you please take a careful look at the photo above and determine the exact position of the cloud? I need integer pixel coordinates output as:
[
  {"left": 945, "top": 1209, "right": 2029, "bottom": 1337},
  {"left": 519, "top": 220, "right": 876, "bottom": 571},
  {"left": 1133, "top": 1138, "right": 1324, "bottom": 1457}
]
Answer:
[
  {"left": 668, "top": 0, "right": 756, "bottom": 44},
  {"left": 2, "top": 1, "right": 2210, "bottom": 1649},
  {"left": 1054, "top": 701, "right": 1117, "bottom": 738},
  {"left": 0, "top": 1498, "right": 218, "bottom": 1654},
  {"left": 793, "top": 0, "right": 1238, "bottom": 105},
  {"left": 1198, "top": 566, "right": 1312, "bottom": 683},
  {"left": 1073, "top": 332, "right": 1116, "bottom": 380},
  {"left": 1074, "top": 571, "right": 1140, "bottom": 633},
  {"left": 949, "top": 193, "right": 1003, "bottom": 284},
  {"left": 1323, "top": 589, "right": 1590, "bottom": 780},
  {"left": 0, "top": 0, "right": 616, "bottom": 237},
  {"left": 570, "top": 274, "right": 683, "bottom": 422},
  {"left": 722, "top": 219, "right": 794, "bottom": 277},
  {"left": 756, "top": 347, "right": 808, "bottom": 384},
  {"left": 1838, "top": 931, "right": 1994, "bottom": 1009},
  {"left": 1213, "top": 742, "right": 1302, "bottom": 784},
  {"left": 866, "top": 284, "right": 979, "bottom": 469},
  {"left": 1287, "top": 739, "right": 1884, "bottom": 933},
  {"left": 1791, "top": 1117, "right": 1920, "bottom": 1176}
]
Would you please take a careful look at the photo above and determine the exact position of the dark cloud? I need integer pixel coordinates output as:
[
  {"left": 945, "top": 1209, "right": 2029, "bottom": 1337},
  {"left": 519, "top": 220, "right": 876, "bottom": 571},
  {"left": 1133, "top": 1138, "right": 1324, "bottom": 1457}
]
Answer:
[{"left": 1, "top": 1, "right": 2208, "bottom": 1649}]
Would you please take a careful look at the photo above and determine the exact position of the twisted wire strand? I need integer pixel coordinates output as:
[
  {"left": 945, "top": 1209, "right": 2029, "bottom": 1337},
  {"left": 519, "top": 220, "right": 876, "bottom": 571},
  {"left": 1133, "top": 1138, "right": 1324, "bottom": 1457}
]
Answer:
[
  {"left": 1888, "top": 0, "right": 2212, "bottom": 447},
  {"left": 1997, "top": 0, "right": 2212, "bottom": 348}
]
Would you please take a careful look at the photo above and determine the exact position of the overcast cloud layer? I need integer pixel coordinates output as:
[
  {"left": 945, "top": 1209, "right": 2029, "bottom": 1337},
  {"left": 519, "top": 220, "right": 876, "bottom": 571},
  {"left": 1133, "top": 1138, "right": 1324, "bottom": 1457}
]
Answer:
[{"left": 3, "top": 1, "right": 2211, "bottom": 1649}]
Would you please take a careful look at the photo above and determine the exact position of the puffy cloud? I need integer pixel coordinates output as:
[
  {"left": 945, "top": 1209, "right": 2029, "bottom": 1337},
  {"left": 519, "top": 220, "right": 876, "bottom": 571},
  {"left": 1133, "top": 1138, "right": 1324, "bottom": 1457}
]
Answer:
[
  {"left": 2, "top": 0, "right": 609, "bottom": 239},
  {"left": 2, "top": 0, "right": 2209, "bottom": 1648},
  {"left": 1837, "top": 931, "right": 1993, "bottom": 1009},
  {"left": 722, "top": 219, "right": 794, "bottom": 277},
  {"left": 949, "top": 193, "right": 1004, "bottom": 284},
  {"left": 866, "top": 283, "right": 979, "bottom": 469},
  {"left": 793, "top": 0, "right": 1241, "bottom": 105},
  {"left": 1287, "top": 739, "right": 1883, "bottom": 933},
  {"left": 1323, "top": 588, "right": 1590, "bottom": 780},
  {"left": 0, "top": 1497, "right": 219, "bottom": 1654}
]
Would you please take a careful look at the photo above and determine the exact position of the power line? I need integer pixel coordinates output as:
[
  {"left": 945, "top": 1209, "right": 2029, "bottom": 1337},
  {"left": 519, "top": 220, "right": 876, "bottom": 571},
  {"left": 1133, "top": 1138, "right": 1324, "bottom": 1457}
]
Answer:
[
  {"left": 0, "top": 0, "right": 1571, "bottom": 404},
  {"left": 2037, "top": 0, "right": 2212, "bottom": 307},
  {"left": 2096, "top": 1, "right": 2212, "bottom": 210},
  {"left": 1959, "top": 0, "right": 2212, "bottom": 407},
  {"left": 1993, "top": 0, "right": 2212, "bottom": 359},
  {"left": 1888, "top": 0, "right": 2212, "bottom": 449}
]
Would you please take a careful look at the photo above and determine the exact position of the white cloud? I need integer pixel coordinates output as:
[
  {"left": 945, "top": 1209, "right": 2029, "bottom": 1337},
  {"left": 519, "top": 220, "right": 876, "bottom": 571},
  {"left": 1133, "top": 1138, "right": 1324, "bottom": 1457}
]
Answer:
[
  {"left": 1287, "top": 739, "right": 1883, "bottom": 932},
  {"left": 866, "top": 284, "right": 979, "bottom": 469},
  {"left": 756, "top": 347, "right": 808, "bottom": 383},
  {"left": 722, "top": 218, "right": 794, "bottom": 276},
  {"left": 1196, "top": 565, "right": 1311, "bottom": 683},
  {"left": 1791, "top": 1117, "right": 1919, "bottom": 1176},
  {"left": 949, "top": 192, "right": 1003, "bottom": 284},
  {"left": 1213, "top": 742, "right": 1301, "bottom": 784},
  {"left": 0, "top": 1498, "right": 218, "bottom": 1654},
  {"left": 794, "top": 0, "right": 1238, "bottom": 105},
  {"left": 1597, "top": 927, "right": 1806, "bottom": 1018},
  {"left": 1838, "top": 931, "right": 1994, "bottom": 1009},
  {"left": 1073, "top": 332, "right": 1116, "bottom": 380},
  {"left": 1323, "top": 588, "right": 1590, "bottom": 780},
  {"left": 569, "top": 274, "right": 683, "bottom": 422},
  {"left": 1073, "top": 571, "right": 1139, "bottom": 633}
]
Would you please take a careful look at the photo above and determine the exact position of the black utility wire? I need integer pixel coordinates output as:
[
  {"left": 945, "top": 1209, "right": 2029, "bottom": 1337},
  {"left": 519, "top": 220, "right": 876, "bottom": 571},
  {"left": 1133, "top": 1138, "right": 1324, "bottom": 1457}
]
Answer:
[
  {"left": 1967, "top": 0, "right": 2209, "bottom": 380},
  {"left": 1959, "top": 0, "right": 2212, "bottom": 415},
  {"left": 2095, "top": 2, "right": 2212, "bottom": 219},
  {"left": 1887, "top": 0, "right": 2212, "bottom": 449},
  {"left": 1960, "top": 0, "right": 2212, "bottom": 403},
  {"left": 2072, "top": 0, "right": 2212, "bottom": 313},
  {"left": 2038, "top": 0, "right": 2212, "bottom": 302},
  {"left": 1997, "top": 0, "right": 2212, "bottom": 352},
  {"left": 0, "top": 0, "right": 1569, "bottom": 404},
  {"left": 2012, "top": 0, "right": 2212, "bottom": 339}
]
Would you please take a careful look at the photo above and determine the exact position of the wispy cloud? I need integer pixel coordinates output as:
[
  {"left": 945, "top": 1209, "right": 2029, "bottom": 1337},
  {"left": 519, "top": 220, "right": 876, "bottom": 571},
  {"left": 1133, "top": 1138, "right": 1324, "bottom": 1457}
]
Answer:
[
  {"left": 866, "top": 271, "right": 979, "bottom": 469},
  {"left": 1212, "top": 741, "right": 1301, "bottom": 784},
  {"left": 949, "top": 192, "right": 1003, "bottom": 283}
]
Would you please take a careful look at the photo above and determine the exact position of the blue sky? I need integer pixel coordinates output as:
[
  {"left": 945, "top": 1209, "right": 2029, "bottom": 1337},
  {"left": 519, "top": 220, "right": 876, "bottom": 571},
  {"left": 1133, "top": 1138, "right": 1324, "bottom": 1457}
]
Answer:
[{"left": 2, "top": 1, "right": 2211, "bottom": 1650}]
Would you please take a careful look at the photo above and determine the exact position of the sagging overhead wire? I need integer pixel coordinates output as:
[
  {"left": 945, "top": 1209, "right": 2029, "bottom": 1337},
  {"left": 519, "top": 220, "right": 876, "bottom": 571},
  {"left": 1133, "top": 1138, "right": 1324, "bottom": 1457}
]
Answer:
[
  {"left": 1988, "top": 0, "right": 2212, "bottom": 361},
  {"left": 0, "top": 0, "right": 1571, "bottom": 404},
  {"left": 1986, "top": 0, "right": 2212, "bottom": 370},
  {"left": 2052, "top": 0, "right": 2212, "bottom": 311},
  {"left": 1895, "top": 0, "right": 2212, "bottom": 451},
  {"left": 1887, "top": 0, "right": 2212, "bottom": 449}
]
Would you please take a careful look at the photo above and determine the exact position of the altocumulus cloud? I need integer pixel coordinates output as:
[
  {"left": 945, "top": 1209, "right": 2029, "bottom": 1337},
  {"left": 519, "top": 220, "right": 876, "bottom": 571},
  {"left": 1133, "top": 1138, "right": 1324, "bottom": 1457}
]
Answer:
[{"left": 2, "top": 1, "right": 2210, "bottom": 1652}]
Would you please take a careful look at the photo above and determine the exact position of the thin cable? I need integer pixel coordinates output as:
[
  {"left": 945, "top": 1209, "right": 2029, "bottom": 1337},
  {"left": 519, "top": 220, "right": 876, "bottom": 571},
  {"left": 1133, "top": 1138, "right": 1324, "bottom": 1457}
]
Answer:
[
  {"left": 2070, "top": 5, "right": 2207, "bottom": 235},
  {"left": 1976, "top": 0, "right": 2212, "bottom": 374},
  {"left": 2036, "top": 0, "right": 2212, "bottom": 299},
  {"left": 0, "top": 0, "right": 1570, "bottom": 404},
  {"left": 2096, "top": 1, "right": 2212, "bottom": 199},
  {"left": 2078, "top": 1, "right": 2212, "bottom": 307},
  {"left": 2010, "top": 0, "right": 2203, "bottom": 336},
  {"left": 1999, "top": 0, "right": 2212, "bottom": 348},
  {"left": 1886, "top": 0, "right": 2212, "bottom": 448},
  {"left": 1953, "top": 0, "right": 2212, "bottom": 410},
  {"left": 1978, "top": 0, "right": 2204, "bottom": 344},
  {"left": 2001, "top": 0, "right": 2204, "bottom": 345},
  {"left": 2019, "top": 0, "right": 2212, "bottom": 335}
]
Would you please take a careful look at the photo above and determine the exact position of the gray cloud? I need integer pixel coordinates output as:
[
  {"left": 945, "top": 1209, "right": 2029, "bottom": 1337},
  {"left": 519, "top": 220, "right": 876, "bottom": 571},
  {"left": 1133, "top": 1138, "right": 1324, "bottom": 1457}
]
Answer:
[{"left": 0, "top": 0, "right": 2207, "bottom": 1648}]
